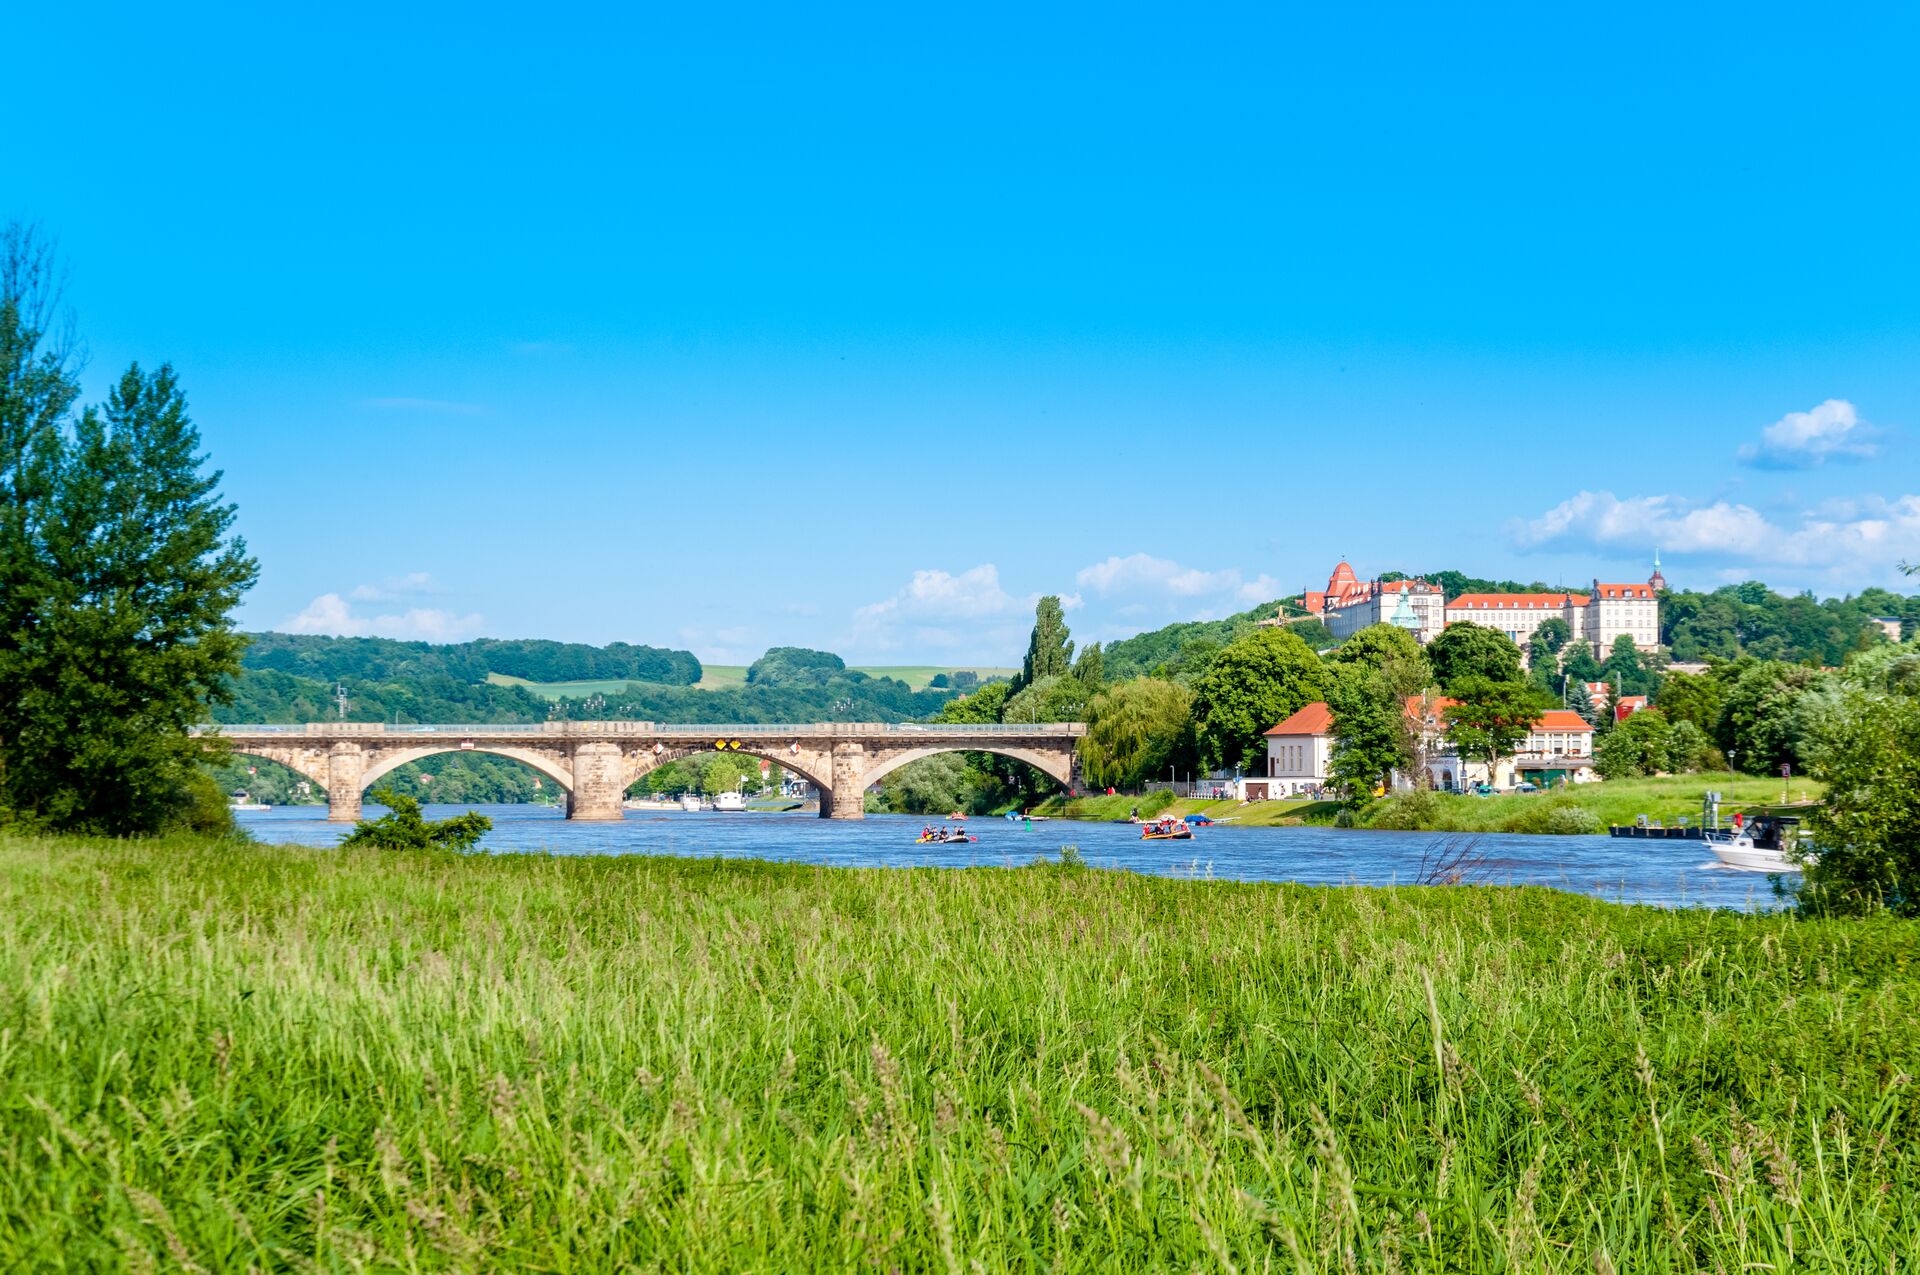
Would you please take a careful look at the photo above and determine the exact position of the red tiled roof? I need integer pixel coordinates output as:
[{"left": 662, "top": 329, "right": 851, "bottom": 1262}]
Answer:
[
  {"left": 1534, "top": 710, "right": 1594, "bottom": 731},
  {"left": 1447, "top": 593, "right": 1587, "bottom": 609},
  {"left": 1593, "top": 583, "right": 1655, "bottom": 599},
  {"left": 1265, "top": 701, "right": 1334, "bottom": 736}
]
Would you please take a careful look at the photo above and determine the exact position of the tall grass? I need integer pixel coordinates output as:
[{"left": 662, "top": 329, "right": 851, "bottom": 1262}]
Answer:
[{"left": 2, "top": 834, "right": 1916, "bottom": 1271}]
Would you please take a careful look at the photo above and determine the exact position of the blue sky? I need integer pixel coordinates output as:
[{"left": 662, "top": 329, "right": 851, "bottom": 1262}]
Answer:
[{"left": 7, "top": 2, "right": 1918, "bottom": 664}]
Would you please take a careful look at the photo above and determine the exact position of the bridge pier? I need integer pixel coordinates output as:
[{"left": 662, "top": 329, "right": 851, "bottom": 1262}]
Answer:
[
  {"left": 327, "top": 743, "right": 364, "bottom": 822},
  {"left": 828, "top": 743, "right": 868, "bottom": 819},
  {"left": 567, "top": 741, "right": 626, "bottom": 821}
]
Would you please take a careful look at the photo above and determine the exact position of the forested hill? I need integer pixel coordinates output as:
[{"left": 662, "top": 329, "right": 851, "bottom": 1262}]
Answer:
[
  {"left": 1098, "top": 577, "right": 1915, "bottom": 680},
  {"left": 216, "top": 643, "right": 956, "bottom": 725},
  {"left": 240, "top": 633, "right": 703, "bottom": 686}
]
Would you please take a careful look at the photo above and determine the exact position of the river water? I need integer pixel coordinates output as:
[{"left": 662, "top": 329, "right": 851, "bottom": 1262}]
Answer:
[{"left": 236, "top": 805, "right": 1794, "bottom": 911}]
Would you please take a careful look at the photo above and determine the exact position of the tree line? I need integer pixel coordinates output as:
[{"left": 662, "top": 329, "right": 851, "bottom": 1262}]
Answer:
[{"left": 242, "top": 632, "right": 703, "bottom": 687}]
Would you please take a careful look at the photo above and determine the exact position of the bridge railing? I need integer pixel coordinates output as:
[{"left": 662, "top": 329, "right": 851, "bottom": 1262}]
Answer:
[{"left": 199, "top": 721, "right": 1085, "bottom": 737}]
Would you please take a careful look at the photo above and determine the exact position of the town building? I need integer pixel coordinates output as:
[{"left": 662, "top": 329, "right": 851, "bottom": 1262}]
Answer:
[
  {"left": 1254, "top": 697, "right": 1597, "bottom": 798},
  {"left": 1298, "top": 560, "right": 1663, "bottom": 658},
  {"left": 1871, "top": 615, "right": 1904, "bottom": 642},
  {"left": 1301, "top": 563, "right": 1446, "bottom": 644},
  {"left": 1257, "top": 701, "right": 1336, "bottom": 798},
  {"left": 1444, "top": 580, "right": 1659, "bottom": 658}
]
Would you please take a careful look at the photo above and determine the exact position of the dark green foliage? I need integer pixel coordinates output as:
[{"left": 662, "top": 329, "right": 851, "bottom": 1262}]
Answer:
[
  {"left": 1077, "top": 678, "right": 1194, "bottom": 791},
  {"left": 1327, "top": 667, "right": 1411, "bottom": 804},
  {"left": 1560, "top": 639, "right": 1603, "bottom": 684},
  {"left": 1327, "top": 623, "right": 1429, "bottom": 691},
  {"left": 1099, "top": 598, "right": 1288, "bottom": 681},
  {"left": 0, "top": 355, "right": 257, "bottom": 833},
  {"left": 1662, "top": 581, "right": 1912, "bottom": 665},
  {"left": 1071, "top": 640, "right": 1104, "bottom": 689},
  {"left": 1191, "top": 628, "right": 1331, "bottom": 773},
  {"left": 1016, "top": 596, "right": 1074, "bottom": 689},
  {"left": 1717, "top": 660, "right": 1823, "bottom": 773},
  {"left": 339, "top": 787, "right": 491, "bottom": 851},
  {"left": 1001, "top": 674, "right": 1089, "bottom": 726},
  {"left": 242, "top": 632, "right": 702, "bottom": 686},
  {"left": 1603, "top": 634, "right": 1658, "bottom": 696},
  {"left": 1594, "top": 709, "right": 1673, "bottom": 779},
  {"left": 1426, "top": 622, "right": 1523, "bottom": 689},
  {"left": 745, "top": 647, "right": 845, "bottom": 687},
  {"left": 1567, "top": 678, "right": 1601, "bottom": 727},
  {"left": 1654, "top": 670, "right": 1724, "bottom": 731},
  {"left": 1805, "top": 685, "right": 1920, "bottom": 915},
  {"left": 1443, "top": 677, "right": 1552, "bottom": 781}
]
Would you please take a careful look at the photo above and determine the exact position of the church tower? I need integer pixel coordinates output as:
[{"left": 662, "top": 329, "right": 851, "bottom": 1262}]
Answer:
[{"left": 1649, "top": 550, "right": 1667, "bottom": 593}]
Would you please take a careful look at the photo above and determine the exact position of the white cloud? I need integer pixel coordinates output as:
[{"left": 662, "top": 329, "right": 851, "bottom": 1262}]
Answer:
[
  {"left": 849, "top": 564, "right": 1042, "bottom": 657},
  {"left": 855, "top": 565, "right": 1021, "bottom": 624},
  {"left": 282, "top": 592, "right": 485, "bottom": 642},
  {"left": 348, "top": 571, "right": 439, "bottom": 602},
  {"left": 1076, "top": 554, "right": 1283, "bottom": 605},
  {"left": 1738, "top": 399, "right": 1877, "bottom": 468},
  {"left": 1514, "top": 489, "right": 1920, "bottom": 578}
]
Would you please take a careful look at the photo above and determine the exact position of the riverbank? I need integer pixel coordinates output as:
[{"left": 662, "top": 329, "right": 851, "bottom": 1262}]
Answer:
[
  {"left": 2, "top": 833, "right": 1913, "bottom": 1269},
  {"left": 1037, "top": 773, "right": 1823, "bottom": 835}
]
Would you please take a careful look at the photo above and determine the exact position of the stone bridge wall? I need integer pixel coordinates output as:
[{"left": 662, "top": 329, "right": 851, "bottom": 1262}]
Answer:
[{"left": 205, "top": 722, "right": 1084, "bottom": 823}]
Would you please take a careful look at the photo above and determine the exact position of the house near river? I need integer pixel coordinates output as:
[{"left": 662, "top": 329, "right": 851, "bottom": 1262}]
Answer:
[{"left": 1248, "top": 696, "right": 1598, "bottom": 799}]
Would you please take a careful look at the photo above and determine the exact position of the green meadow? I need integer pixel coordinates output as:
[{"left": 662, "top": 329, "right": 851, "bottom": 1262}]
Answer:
[{"left": 2, "top": 835, "right": 1915, "bottom": 1271}]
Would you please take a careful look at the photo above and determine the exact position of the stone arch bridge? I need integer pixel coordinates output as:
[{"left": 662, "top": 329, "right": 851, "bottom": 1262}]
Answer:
[{"left": 200, "top": 721, "right": 1086, "bottom": 821}]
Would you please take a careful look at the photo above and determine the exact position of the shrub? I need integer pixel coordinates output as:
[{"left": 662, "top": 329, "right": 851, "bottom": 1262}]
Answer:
[
  {"left": 339, "top": 787, "right": 490, "bottom": 852},
  {"left": 1544, "top": 804, "right": 1603, "bottom": 835}
]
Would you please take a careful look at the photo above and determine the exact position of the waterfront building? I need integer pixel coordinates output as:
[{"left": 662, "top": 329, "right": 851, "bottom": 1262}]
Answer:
[
  {"left": 1258, "top": 701, "right": 1335, "bottom": 797},
  {"left": 1256, "top": 697, "right": 1598, "bottom": 797}
]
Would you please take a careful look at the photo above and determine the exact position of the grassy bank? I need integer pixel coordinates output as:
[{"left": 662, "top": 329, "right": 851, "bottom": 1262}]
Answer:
[
  {"left": 1046, "top": 775, "right": 1826, "bottom": 836},
  {"left": 2, "top": 838, "right": 1916, "bottom": 1271}
]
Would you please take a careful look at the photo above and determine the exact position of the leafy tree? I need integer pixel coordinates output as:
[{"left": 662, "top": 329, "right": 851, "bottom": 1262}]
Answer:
[
  {"left": 1072, "top": 641, "right": 1105, "bottom": 690},
  {"left": 746, "top": 647, "right": 846, "bottom": 687},
  {"left": 935, "top": 680, "right": 1013, "bottom": 724},
  {"left": 1329, "top": 623, "right": 1430, "bottom": 692},
  {"left": 1664, "top": 719, "right": 1718, "bottom": 773},
  {"left": 1803, "top": 686, "right": 1920, "bottom": 915},
  {"left": 1443, "top": 678, "right": 1551, "bottom": 787},
  {"left": 0, "top": 361, "right": 257, "bottom": 832},
  {"left": 1602, "top": 634, "right": 1659, "bottom": 697},
  {"left": 1594, "top": 709, "right": 1672, "bottom": 779},
  {"left": 1327, "top": 667, "right": 1412, "bottom": 804},
  {"left": 1426, "top": 623, "right": 1523, "bottom": 690},
  {"left": 1016, "top": 596, "right": 1074, "bottom": 690},
  {"left": 1717, "top": 661, "right": 1822, "bottom": 773},
  {"left": 1285, "top": 618, "right": 1337, "bottom": 651},
  {"left": 1001, "top": 675, "right": 1089, "bottom": 726},
  {"left": 1654, "top": 670, "right": 1723, "bottom": 731},
  {"left": 1190, "top": 628, "right": 1331, "bottom": 773},
  {"left": 1533, "top": 615, "right": 1572, "bottom": 654},
  {"left": 1077, "top": 678, "right": 1193, "bottom": 791},
  {"left": 1163, "top": 637, "right": 1223, "bottom": 686},
  {"left": 1559, "top": 640, "right": 1603, "bottom": 685},
  {"left": 340, "top": 787, "right": 491, "bottom": 851}
]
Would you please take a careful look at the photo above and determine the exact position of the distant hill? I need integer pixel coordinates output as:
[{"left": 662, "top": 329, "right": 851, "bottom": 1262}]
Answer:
[{"left": 242, "top": 633, "right": 703, "bottom": 687}]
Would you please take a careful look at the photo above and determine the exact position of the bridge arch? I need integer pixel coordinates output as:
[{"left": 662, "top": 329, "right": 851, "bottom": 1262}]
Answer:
[
  {"left": 857, "top": 745, "right": 1077, "bottom": 793},
  {"left": 358, "top": 745, "right": 576, "bottom": 794},
  {"left": 623, "top": 744, "right": 834, "bottom": 799}
]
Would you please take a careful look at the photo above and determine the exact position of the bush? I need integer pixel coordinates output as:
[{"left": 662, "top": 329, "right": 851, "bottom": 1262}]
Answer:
[
  {"left": 1544, "top": 804, "right": 1603, "bottom": 835},
  {"left": 165, "top": 771, "right": 237, "bottom": 837},
  {"left": 1362, "top": 790, "right": 1452, "bottom": 832},
  {"left": 339, "top": 788, "right": 490, "bottom": 852}
]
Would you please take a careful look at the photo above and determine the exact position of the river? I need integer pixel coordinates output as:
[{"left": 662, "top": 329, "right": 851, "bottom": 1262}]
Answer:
[{"left": 236, "top": 805, "right": 1794, "bottom": 911}]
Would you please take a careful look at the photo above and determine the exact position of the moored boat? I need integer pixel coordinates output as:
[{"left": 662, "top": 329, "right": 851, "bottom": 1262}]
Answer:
[
  {"left": 679, "top": 793, "right": 705, "bottom": 812},
  {"left": 713, "top": 790, "right": 747, "bottom": 812}
]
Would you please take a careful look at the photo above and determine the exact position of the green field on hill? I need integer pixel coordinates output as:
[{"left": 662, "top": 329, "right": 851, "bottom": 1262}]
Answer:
[
  {"left": 2, "top": 834, "right": 1914, "bottom": 1270},
  {"left": 489, "top": 666, "right": 1015, "bottom": 697}
]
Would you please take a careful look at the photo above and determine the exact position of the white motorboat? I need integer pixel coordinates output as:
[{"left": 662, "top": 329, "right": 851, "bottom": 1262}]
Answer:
[
  {"left": 228, "top": 801, "right": 270, "bottom": 812},
  {"left": 1706, "top": 815, "right": 1808, "bottom": 874},
  {"left": 713, "top": 790, "right": 747, "bottom": 812},
  {"left": 679, "top": 793, "right": 705, "bottom": 812}
]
